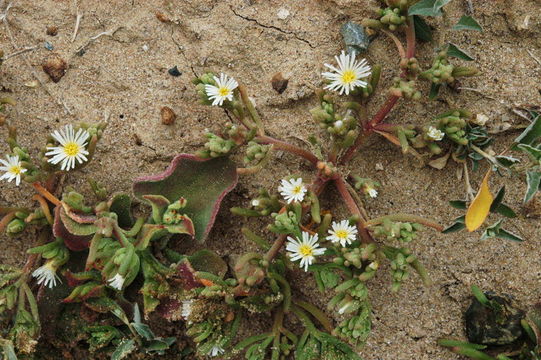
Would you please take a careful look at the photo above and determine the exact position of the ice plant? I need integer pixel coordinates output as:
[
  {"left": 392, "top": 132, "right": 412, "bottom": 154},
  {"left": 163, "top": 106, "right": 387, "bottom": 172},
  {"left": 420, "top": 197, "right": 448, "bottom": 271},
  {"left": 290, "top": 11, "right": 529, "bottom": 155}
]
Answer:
[
  {"left": 366, "top": 185, "right": 378, "bottom": 198},
  {"left": 278, "top": 178, "right": 307, "bottom": 204},
  {"left": 32, "top": 261, "right": 60, "bottom": 289},
  {"left": 207, "top": 345, "right": 225, "bottom": 357},
  {"left": 427, "top": 126, "right": 445, "bottom": 141},
  {"left": 322, "top": 50, "right": 371, "bottom": 95},
  {"left": 286, "top": 231, "right": 326, "bottom": 271},
  {"left": 107, "top": 273, "right": 125, "bottom": 290},
  {"left": 0, "top": 154, "right": 26, "bottom": 186},
  {"left": 327, "top": 220, "right": 358, "bottom": 247},
  {"left": 45, "top": 124, "right": 90, "bottom": 171},
  {"left": 204, "top": 73, "right": 238, "bottom": 106}
]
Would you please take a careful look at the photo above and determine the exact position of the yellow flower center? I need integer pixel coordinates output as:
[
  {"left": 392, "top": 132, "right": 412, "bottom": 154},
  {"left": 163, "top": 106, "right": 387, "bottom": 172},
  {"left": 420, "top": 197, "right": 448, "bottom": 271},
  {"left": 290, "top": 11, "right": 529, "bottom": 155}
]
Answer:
[
  {"left": 292, "top": 185, "right": 302, "bottom": 194},
  {"left": 341, "top": 70, "right": 356, "bottom": 84},
  {"left": 64, "top": 142, "right": 80, "bottom": 157},
  {"left": 218, "top": 87, "right": 231, "bottom": 97},
  {"left": 9, "top": 165, "right": 22, "bottom": 175},
  {"left": 335, "top": 230, "right": 348, "bottom": 239},
  {"left": 299, "top": 244, "right": 313, "bottom": 257}
]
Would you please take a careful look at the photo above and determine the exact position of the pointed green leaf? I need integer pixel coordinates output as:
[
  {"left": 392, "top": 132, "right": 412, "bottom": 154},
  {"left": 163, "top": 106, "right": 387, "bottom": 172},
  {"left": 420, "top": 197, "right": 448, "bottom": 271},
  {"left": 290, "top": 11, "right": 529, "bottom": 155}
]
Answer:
[
  {"left": 132, "top": 323, "right": 155, "bottom": 341},
  {"left": 452, "top": 16, "right": 482, "bottom": 31},
  {"left": 449, "top": 200, "right": 467, "bottom": 209},
  {"left": 429, "top": 83, "right": 441, "bottom": 100},
  {"left": 442, "top": 215, "right": 466, "bottom": 233},
  {"left": 494, "top": 203, "right": 517, "bottom": 218},
  {"left": 497, "top": 228, "right": 523, "bottom": 242},
  {"left": 495, "top": 155, "right": 520, "bottom": 168},
  {"left": 489, "top": 187, "right": 506, "bottom": 212},
  {"left": 111, "top": 339, "right": 136, "bottom": 360},
  {"left": 413, "top": 15, "right": 432, "bottom": 41},
  {"left": 515, "top": 114, "right": 541, "bottom": 146},
  {"left": 447, "top": 43, "right": 475, "bottom": 61},
  {"left": 409, "top": 0, "right": 451, "bottom": 17},
  {"left": 133, "top": 155, "right": 238, "bottom": 242},
  {"left": 524, "top": 171, "right": 541, "bottom": 203},
  {"left": 517, "top": 143, "right": 541, "bottom": 160}
]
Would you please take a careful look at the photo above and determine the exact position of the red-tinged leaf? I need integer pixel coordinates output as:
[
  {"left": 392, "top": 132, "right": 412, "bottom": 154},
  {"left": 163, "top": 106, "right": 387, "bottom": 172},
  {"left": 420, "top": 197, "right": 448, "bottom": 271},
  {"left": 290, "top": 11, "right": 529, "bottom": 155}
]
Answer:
[
  {"left": 133, "top": 154, "right": 238, "bottom": 242},
  {"left": 53, "top": 206, "right": 95, "bottom": 251},
  {"left": 172, "top": 261, "right": 203, "bottom": 290}
]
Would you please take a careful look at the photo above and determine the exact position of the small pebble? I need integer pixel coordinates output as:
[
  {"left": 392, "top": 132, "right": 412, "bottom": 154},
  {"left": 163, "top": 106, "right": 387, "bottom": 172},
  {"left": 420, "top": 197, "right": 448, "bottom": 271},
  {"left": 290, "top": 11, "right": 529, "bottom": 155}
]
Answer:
[
  {"left": 142, "top": 44, "right": 149, "bottom": 52},
  {"left": 277, "top": 8, "right": 290, "bottom": 20},
  {"left": 375, "top": 163, "right": 384, "bottom": 171},
  {"left": 24, "top": 80, "right": 39, "bottom": 88},
  {"left": 168, "top": 66, "right": 182, "bottom": 77},
  {"left": 42, "top": 54, "right": 67, "bottom": 83},
  {"left": 44, "top": 41, "right": 54, "bottom": 51},
  {"left": 46, "top": 26, "right": 58, "bottom": 36},
  {"left": 161, "top": 106, "right": 176, "bottom": 125},
  {"left": 271, "top": 72, "right": 288, "bottom": 94},
  {"left": 341, "top": 21, "right": 370, "bottom": 54}
]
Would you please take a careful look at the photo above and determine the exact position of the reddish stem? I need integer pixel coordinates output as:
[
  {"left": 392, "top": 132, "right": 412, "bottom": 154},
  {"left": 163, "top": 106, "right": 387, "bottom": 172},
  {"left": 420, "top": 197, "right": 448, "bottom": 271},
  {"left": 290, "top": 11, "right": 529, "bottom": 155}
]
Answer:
[
  {"left": 334, "top": 177, "right": 373, "bottom": 244},
  {"left": 257, "top": 135, "right": 318, "bottom": 166},
  {"left": 406, "top": 17, "right": 416, "bottom": 59}
]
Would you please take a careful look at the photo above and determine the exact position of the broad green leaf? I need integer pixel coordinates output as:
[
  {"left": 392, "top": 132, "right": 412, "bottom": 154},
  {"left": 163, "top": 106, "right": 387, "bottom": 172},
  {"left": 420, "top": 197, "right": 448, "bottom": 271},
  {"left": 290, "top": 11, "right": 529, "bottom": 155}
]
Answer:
[
  {"left": 449, "top": 200, "right": 467, "bottom": 209},
  {"left": 442, "top": 215, "right": 466, "bottom": 233},
  {"left": 517, "top": 143, "right": 541, "bottom": 160},
  {"left": 413, "top": 15, "right": 432, "bottom": 41},
  {"left": 429, "top": 83, "right": 441, "bottom": 100},
  {"left": 465, "top": 171, "right": 493, "bottom": 231},
  {"left": 494, "top": 203, "right": 517, "bottom": 218},
  {"left": 524, "top": 171, "right": 541, "bottom": 203},
  {"left": 489, "top": 186, "right": 506, "bottom": 213},
  {"left": 409, "top": 0, "right": 451, "bottom": 16},
  {"left": 132, "top": 323, "right": 154, "bottom": 341},
  {"left": 111, "top": 339, "right": 136, "bottom": 360},
  {"left": 495, "top": 155, "right": 520, "bottom": 168},
  {"left": 514, "top": 114, "right": 541, "bottom": 146},
  {"left": 452, "top": 16, "right": 482, "bottom": 31},
  {"left": 498, "top": 228, "right": 523, "bottom": 242},
  {"left": 133, "top": 154, "right": 238, "bottom": 242},
  {"left": 447, "top": 43, "right": 475, "bottom": 61}
]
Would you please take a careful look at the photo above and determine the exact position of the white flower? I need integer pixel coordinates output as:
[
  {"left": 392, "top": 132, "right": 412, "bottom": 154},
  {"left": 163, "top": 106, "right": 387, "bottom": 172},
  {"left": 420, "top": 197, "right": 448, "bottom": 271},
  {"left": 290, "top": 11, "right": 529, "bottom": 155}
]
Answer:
[
  {"left": 32, "top": 262, "right": 60, "bottom": 289},
  {"left": 45, "top": 124, "right": 90, "bottom": 171},
  {"left": 338, "top": 302, "right": 352, "bottom": 314},
  {"left": 367, "top": 187, "right": 378, "bottom": 198},
  {"left": 286, "top": 232, "right": 326, "bottom": 272},
  {"left": 0, "top": 154, "right": 27, "bottom": 186},
  {"left": 322, "top": 51, "right": 371, "bottom": 95},
  {"left": 334, "top": 120, "right": 344, "bottom": 129},
  {"left": 278, "top": 178, "right": 307, "bottom": 204},
  {"left": 207, "top": 345, "right": 225, "bottom": 357},
  {"left": 426, "top": 126, "right": 445, "bottom": 141},
  {"left": 204, "top": 73, "right": 238, "bottom": 106},
  {"left": 181, "top": 299, "right": 193, "bottom": 321},
  {"left": 326, "top": 220, "right": 358, "bottom": 247},
  {"left": 107, "top": 273, "right": 125, "bottom": 290},
  {"left": 251, "top": 199, "right": 260, "bottom": 207}
]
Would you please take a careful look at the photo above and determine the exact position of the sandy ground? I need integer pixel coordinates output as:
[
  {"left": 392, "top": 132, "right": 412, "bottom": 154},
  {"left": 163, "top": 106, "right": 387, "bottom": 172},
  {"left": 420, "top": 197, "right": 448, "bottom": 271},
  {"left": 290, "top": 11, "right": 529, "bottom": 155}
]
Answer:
[{"left": 1, "top": 0, "right": 541, "bottom": 359}]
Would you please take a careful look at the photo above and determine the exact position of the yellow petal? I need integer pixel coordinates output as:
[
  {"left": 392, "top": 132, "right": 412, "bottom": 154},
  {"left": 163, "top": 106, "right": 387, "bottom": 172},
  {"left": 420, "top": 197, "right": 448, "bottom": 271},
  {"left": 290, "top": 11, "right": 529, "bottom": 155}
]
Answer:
[{"left": 465, "top": 171, "right": 493, "bottom": 232}]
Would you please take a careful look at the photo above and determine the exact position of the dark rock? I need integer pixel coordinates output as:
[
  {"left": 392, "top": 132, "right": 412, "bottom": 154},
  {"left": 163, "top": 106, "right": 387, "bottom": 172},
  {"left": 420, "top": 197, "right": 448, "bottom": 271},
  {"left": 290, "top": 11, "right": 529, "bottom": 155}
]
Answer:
[
  {"left": 340, "top": 21, "right": 370, "bottom": 55},
  {"left": 271, "top": 72, "right": 288, "bottom": 94},
  {"left": 168, "top": 66, "right": 182, "bottom": 77},
  {"left": 42, "top": 54, "right": 67, "bottom": 83},
  {"left": 46, "top": 26, "right": 58, "bottom": 36},
  {"left": 465, "top": 291, "right": 525, "bottom": 346}
]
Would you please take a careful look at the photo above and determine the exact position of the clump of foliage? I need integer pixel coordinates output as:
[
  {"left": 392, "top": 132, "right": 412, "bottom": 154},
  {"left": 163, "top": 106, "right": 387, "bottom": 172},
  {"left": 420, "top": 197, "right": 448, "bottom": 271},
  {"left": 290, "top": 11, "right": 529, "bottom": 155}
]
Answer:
[{"left": 0, "top": 0, "right": 539, "bottom": 359}]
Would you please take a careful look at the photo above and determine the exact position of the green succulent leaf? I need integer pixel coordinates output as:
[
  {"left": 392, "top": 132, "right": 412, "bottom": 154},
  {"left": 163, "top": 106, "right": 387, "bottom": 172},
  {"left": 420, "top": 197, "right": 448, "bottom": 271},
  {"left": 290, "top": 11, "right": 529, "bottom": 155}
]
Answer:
[
  {"left": 111, "top": 339, "right": 136, "bottom": 360},
  {"left": 133, "top": 154, "right": 238, "bottom": 242},
  {"left": 442, "top": 215, "right": 465, "bottom": 233},
  {"left": 524, "top": 170, "right": 541, "bottom": 203},
  {"left": 429, "top": 83, "right": 441, "bottom": 100},
  {"left": 409, "top": 0, "right": 451, "bottom": 17},
  {"left": 517, "top": 143, "right": 541, "bottom": 160},
  {"left": 447, "top": 43, "right": 475, "bottom": 61},
  {"left": 452, "top": 16, "right": 482, "bottom": 31}
]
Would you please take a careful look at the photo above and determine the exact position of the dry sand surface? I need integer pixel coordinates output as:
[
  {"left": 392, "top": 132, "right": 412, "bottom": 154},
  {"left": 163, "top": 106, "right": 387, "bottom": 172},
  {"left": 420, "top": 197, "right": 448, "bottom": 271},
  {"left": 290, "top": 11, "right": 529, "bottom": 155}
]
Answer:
[{"left": 1, "top": 0, "right": 541, "bottom": 359}]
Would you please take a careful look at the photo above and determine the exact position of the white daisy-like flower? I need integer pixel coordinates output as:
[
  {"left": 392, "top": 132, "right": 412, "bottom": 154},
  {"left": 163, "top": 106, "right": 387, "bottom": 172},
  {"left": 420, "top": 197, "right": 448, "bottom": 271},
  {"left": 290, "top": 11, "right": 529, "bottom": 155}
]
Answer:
[
  {"left": 107, "top": 273, "right": 125, "bottom": 290},
  {"left": 286, "top": 231, "right": 326, "bottom": 272},
  {"left": 32, "top": 262, "right": 60, "bottom": 289},
  {"left": 0, "top": 154, "right": 27, "bottom": 186},
  {"left": 322, "top": 51, "right": 371, "bottom": 95},
  {"left": 326, "top": 220, "right": 358, "bottom": 247},
  {"left": 207, "top": 345, "right": 225, "bottom": 357},
  {"left": 251, "top": 199, "right": 260, "bottom": 207},
  {"left": 181, "top": 299, "right": 193, "bottom": 321},
  {"left": 45, "top": 124, "right": 90, "bottom": 171},
  {"left": 366, "top": 186, "right": 378, "bottom": 198},
  {"left": 204, "top": 73, "right": 239, "bottom": 106},
  {"left": 278, "top": 178, "right": 307, "bottom": 204},
  {"left": 426, "top": 126, "right": 445, "bottom": 141}
]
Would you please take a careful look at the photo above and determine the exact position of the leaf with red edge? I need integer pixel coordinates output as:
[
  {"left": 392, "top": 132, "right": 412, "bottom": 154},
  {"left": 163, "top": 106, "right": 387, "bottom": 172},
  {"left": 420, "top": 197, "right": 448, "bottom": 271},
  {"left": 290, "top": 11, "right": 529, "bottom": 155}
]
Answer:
[
  {"left": 53, "top": 206, "right": 95, "bottom": 251},
  {"left": 133, "top": 154, "right": 238, "bottom": 242}
]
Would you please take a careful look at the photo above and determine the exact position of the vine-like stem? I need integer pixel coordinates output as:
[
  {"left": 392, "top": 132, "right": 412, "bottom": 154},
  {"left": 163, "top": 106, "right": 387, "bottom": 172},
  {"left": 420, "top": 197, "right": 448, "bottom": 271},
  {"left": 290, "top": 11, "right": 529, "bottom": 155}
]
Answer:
[
  {"left": 334, "top": 177, "right": 374, "bottom": 244},
  {"left": 406, "top": 17, "right": 416, "bottom": 59},
  {"left": 365, "top": 213, "right": 443, "bottom": 232},
  {"left": 0, "top": 212, "right": 16, "bottom": 233},
  {"left": 382, "top": 29, "right": 406, "bottom": 59},
  {"left": 238, "top": 85, "right": 265, "bottom": 135},
  {"left": 256, "top": 135, "right": 318, "bottom": 166},
  {"left": 32, "top": 182, "right": 61, "bottom": 206}
]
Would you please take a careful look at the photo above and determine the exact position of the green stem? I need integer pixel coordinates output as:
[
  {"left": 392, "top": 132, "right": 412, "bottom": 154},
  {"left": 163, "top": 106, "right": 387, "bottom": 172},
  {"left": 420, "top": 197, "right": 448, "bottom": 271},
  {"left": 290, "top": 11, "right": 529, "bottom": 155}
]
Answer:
[
  {"left": 85, "top": 233, "right": 103, "bottom": 270},
  {"left": 238, "top": 85, "right": 264, "bottom": 135},
  {"left": 123, "top": 217, "right": 145, "bottom": 237},
  {"left": 268, "top": 272, "right": 291, "bottom": 313},
  {"left": 334, "top": 177, "right": 374, "bottom": 244},
  {"left": 22, "top": 282, "right": 40, "bottom": 324},
  {"left": 294, "top": 300, "right": 334, "bottom": 333},
  {"left": 365, "top": 213, "right": 443, "bottom": 232}
]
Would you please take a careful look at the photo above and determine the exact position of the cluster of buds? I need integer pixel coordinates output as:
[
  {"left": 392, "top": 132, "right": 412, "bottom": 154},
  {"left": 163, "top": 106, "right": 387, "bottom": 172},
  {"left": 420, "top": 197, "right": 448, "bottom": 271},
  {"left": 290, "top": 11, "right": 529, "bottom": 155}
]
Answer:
[
  {"left": 268, "top": 210, "right": 299, "bottom": 234},
  {"left": 436, "top": 110, "right": 471, "bottom": 146},
  {"left": 334, "top": 244, "right": 379, "bottom": 282},
  {"left": 243, "top": 141, "right": 271, "bottom": 166},
  {"left": 353, "top": 176, "right": 379, "bottom": 199},
  {"left": 197, "top": 132, "right": 237, "bottom": 159},
  {"left": 420, "top": 51, "right": 478, "bottom": 86},
  {"left": 316, "top": 161, "right": 337, "bottom": 178},
  {"left": 250, "top": 189, "right": 282, "bottom": 216},
  {"left": 406, "top": 125, "right": 446, "bottom": 155},
  {"left": 372, "top": 219, "right": 423, "bottom": 244},
  {"left": 400, "top": 57, "right": 421, "bottom": 78},
  {"left": 363, "top": 0, "right": 410, "bottom": 31},
  {"left": 386, "top": 247, "right": 416, "bottom": 291},
  {"left": 389, "top": 77, "right": 421, "bottom": 100},
  {"left": 162, "top": 198, "right": 188, "bottom": 225},
  {"left": 311, "top": 92, "right": 359, "bottom": 148},
  {"left": 329, "top": 278, "right": 371, "bottom": 344},
  {"left": 101, "top": 243, "right": 140, "bottom": 291},
  {"left": 193, "top": 72, "right": 219, "bottom": 105}
]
